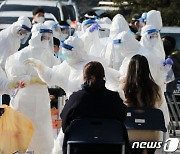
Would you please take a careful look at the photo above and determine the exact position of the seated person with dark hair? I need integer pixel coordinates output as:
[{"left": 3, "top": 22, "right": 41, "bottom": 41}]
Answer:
[{"left": 60, "top": 61, "right": 129, "bottom": 154}]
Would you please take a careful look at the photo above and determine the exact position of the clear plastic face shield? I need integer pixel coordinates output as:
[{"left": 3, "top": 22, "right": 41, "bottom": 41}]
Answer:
[
  {"left": 52, "top": 23, "right": 61, "bottom": 39},
  {"left": 147, "top": 28, "right": 159, "bottom": 39},
  {"left": 60, "top": 41, "right": 74, "bottom": 61},
  {"left": 59, "top": 25, "right": 71, "bottom": 41},
  {"left": 17, "top": 24, "right": 31, "bottom": 44},
  {"left": 40, "top": 28, "right": 53, "bottom": 52}
]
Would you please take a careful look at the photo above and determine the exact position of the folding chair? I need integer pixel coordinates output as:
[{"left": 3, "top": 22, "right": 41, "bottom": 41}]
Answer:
[
  {"left": 67, "top": 118, "right": 126, "bottom": 154},
  {"left": 125, "top": 107, "right": 167, "bottom": 154}
]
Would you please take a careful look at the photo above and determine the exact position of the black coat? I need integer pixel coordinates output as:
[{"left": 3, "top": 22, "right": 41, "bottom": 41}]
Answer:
[{"left": 60, "top": 84, "right": 129, "bottom": 154}]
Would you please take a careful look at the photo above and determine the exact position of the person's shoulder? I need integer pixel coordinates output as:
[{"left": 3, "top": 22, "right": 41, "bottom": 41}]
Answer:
[
  {"left": 69, "top": 89, "right": 87, "bottom": 99},
  {"left": 106, "top": 89, "right": 121, "bottom": 98}
]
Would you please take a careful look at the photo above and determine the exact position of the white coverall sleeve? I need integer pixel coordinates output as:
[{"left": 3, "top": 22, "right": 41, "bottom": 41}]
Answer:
[
  {"left": 5, "top": 55, "right": 31, "bottom": 83},
  {"left": 0, "top": 77, "right": 10, "bottom": 94},
  {"left": 24, "top": 58, "right": 66, "bottom": 90}
]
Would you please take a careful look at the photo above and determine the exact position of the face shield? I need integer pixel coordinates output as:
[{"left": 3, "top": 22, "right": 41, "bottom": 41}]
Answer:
[
  {"left": 60, "top": 41, "right": 74, "bottom": 61},
  {"left": 17, "top": 24, "right": 31, "bottom": 44},
  {"left": 59, "top": 25, "right": 71, "bottom": 41},
  {"left": 147, "top": 28, "right": 159, "bottom": 39},
  {"left": 52, "top": 23, "right": 61, "bottom": 39},
  {"left": 40, "top": 28, "right": 53, "bottom": 52}
]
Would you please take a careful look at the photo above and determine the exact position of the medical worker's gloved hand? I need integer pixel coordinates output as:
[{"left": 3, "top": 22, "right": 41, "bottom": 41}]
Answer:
[
  {"left": 163, "top": 58, "right": 173, "bottom": 72},
  {"left": 89, "top": 23, "right": 100, "bottom": 32},
  {"left": 163, "top": 57, "right": 173, "bottom": 66},
  {"left": 24, "top": 58, "right": 46, "bottom": 73},
  {"left": 7, "top": 81, "right": 19, "bottom": 90},
  {"left": 30, "top": 76, "right": 46, "bottom": 85}
]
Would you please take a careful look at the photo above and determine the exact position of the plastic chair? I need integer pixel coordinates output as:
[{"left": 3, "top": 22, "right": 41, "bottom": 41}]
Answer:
[
  {"left": 125, "top": 106, "right": 167, "bottom": 152},
  {"left": 67, "top": 118, "right": 126, "bottom": 154}
]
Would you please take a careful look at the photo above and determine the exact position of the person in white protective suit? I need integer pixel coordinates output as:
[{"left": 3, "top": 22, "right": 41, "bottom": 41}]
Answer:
[
  {"left": 5, "top": 24, "right": 60, "bottom": 154},
  {"left": 75, "top": 19, "right": 97, "bottom": 39},
  {"left": 96, "top": 17, "right": 112, "bottom": 38},
  {"left": 44, "top": 20, "right": 61, "bottom": 40},
  {"left": 0, "top": 16, "right": 31, "bottom": 71},
  {"left": 104, "top": 14, "right": 129, "bottom": 70},
  {"left": 24, "top": 36, "right": 119, "bottom": 98},
  {"left": 140, "top": 25, "right": 165, "bottom": 61},
  {"left": 117, "top": 31, "right": 170, "bottom": 130},
  {"left": 109, "top": 14, "right": 129, "bottom": 39},
  {"left": 80, "top": 22, "right": 107, "bottom": 58}
]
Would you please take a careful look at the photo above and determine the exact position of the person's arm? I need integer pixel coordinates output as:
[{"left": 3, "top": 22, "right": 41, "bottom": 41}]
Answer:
[
  {"left": 0, "top": 77, "right": 18, "bottom": 94},
  {"left": 24, "top": 58, "right": 66, "bottom": 89}
]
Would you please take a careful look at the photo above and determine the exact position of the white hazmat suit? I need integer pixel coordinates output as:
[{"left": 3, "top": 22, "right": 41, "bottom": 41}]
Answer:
[
  {"left": 5, "top": 24, "right": 58, "bottom": 154},
  {"left": 44, "top": 20, "right": 61, "bottom": 40},
  {"left": 0, "top": 16, "right": 31, "bottom": 71},
  {"left": 80, "top": 23, "right": 106, "bottom": 58},
  {"left": 105, "top": 14, "right": 129, "bottom": 70}
]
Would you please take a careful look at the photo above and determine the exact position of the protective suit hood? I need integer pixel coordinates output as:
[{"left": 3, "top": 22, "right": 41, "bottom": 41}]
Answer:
[
  {"left": 61, "top": 36, "right": 87, "bottom": 64},
  {"left": 109, "top": 14, "right": 129, "bottom": 39},
  {"left": 114, "top": 31, "right": 140, "bottom": 57},
  {"left": 81, "top": 19, "right": 97, "bottom": 32},
  {"left": 0, "top": 16, "right": 31, "bottom": 70},
  {"left": 44, "top": 20, "right": 60, "bottom": 39},
  {"left": 146, "top": 10, "right": 162, "bottom": 30},
  {"left": 29, "top": 23, "right": 53, "bottom": 50}
]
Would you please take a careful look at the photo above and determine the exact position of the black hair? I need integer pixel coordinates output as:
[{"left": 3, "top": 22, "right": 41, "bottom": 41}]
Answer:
[
  {"left": 82, "top": 61, "right": 105, "bottom": 91},
  {"left": 32, "top": 7, "right": 45, "bottom": 16},
  {"left": 130, "top": 13, "right": 140, "bottom": 24},
  {"left": 53, "top": 37, "right": 60, "bottom": 47},
  {"left": 59, "top": 21, "right": 70, "bottom": 26},
  {"left": 123, "top": 55, "right": 161, "bottom": 108}
]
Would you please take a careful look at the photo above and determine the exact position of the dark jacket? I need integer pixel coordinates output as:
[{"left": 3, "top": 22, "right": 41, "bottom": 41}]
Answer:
[{"left": 60, "top": 82, "right": 129, "bottom": 154}]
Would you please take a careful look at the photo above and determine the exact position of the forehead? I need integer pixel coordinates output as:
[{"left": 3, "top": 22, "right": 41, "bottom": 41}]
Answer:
[{"left": 35, "top": 12, "right": 44, "bottom": 17}]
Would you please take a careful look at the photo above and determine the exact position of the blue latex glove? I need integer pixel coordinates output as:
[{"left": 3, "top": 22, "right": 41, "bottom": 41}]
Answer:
[
  {"left": 163, "top": 57, "right": 173, "bottom": 66},
  {"left": 89, "top": 23, "right": 101, "bottom": 32}
]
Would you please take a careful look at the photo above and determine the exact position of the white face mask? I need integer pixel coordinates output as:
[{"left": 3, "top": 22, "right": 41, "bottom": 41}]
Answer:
[{"left": 36, "top": 17, "right": 45, "bottom": 24}]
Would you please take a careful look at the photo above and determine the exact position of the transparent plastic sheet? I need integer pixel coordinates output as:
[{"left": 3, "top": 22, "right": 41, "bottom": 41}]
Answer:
[{"left": 0, "top": 105, "right": 34, "bottom": 154}]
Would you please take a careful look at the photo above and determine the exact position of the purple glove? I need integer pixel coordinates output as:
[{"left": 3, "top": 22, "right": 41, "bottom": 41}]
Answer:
[
  {"left": 163, "top": 58, "right": 173, "bottom": 66},
  {"left": 89, "top": 23, "right": 100, "bottom": 32}
]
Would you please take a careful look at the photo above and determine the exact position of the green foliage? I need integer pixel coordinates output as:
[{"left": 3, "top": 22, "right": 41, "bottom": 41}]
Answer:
[{"left": 113, "top": 0, "right": 180, "bottom": 26}]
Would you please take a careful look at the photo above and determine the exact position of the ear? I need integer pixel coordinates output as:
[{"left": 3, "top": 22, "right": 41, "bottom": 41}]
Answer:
[{"left": 90, "top": 75, "right": 95, "bottom": 82}]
